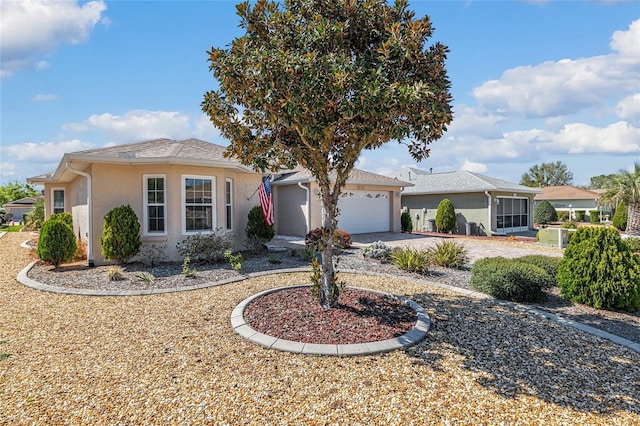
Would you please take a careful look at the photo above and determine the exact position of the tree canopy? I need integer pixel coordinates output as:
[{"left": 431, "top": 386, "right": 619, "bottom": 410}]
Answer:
[
  {"left": 602, "top": 162, "right": 640, "bottom": 236},
  {"left": 202, "top": 0, "right": 453, "bottom": 308},
  {"left": 520, "top": 161, "right": 573, "bottom": 188},
  {"left": 0, "top": 181, "right": 39, "bottom": 207},
  {"left": 588, "top": 173, "right": 616, "bottom": 189}
]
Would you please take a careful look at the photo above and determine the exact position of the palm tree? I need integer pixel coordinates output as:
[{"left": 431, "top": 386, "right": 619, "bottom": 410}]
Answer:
[{"left": 602, "top": 162, "right": 640, "bottom": 236}]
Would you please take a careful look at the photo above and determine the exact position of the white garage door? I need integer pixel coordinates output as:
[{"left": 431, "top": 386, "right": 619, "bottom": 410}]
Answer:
[{"left": 337, "top": 190, "right": 391, "bottom": 234}]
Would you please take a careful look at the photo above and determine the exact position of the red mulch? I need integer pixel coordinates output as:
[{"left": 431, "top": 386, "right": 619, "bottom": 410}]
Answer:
[{"left": 243, "top": 286, "right": 417, "bottom": 345}]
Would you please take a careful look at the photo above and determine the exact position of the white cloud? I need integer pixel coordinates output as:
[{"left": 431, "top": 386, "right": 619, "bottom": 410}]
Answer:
[
  {"left": 616, "top": 93, "right": 640, "bottom": 125},
  {"left": 194, "top": 114, "right": 223, "bottom": 141},
  {"left": 0, "top": 0, "right": 107, "bottom": 77},
  {"left": 32, "top": 93, "right": 58, "bottom": 102},
  {"left": 64, "top": 110, "right": 192, "bottom": 142},
  {"left": 3, "top": 139, "right": 95, "bottom": 162},
  {"left": 610, "top": 19, "right": 640, "bottom": 59},
  {"left": 0, "top": 163, "right": 16, "bottom": 177},
  {"left": 459, "top": 160, "right": 488, "bottom": 174}
]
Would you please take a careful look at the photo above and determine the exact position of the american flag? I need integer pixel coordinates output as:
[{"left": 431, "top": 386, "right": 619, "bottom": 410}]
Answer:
[{"left": 258, "top": 176, "right": 274, "bottom": 226}]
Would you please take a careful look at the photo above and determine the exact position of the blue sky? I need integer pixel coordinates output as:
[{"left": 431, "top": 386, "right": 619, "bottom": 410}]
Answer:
[{"left": 1, "top": 0, "right": 639, "bottom": 188}]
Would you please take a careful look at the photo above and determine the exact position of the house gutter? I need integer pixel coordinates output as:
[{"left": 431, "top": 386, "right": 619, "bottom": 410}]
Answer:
[
  {"left": 65, "top": 163, "right": 94, "bottom": 267},
  {"left": 485, "top": 191, "right": 493, "bottom": 235},
  {"left": 297, "top": 182, "right": 310, "bottom": 233}
]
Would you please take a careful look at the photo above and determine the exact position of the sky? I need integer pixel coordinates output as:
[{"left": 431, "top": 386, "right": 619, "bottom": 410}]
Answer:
[{"left": 1, "top": 0, "right": 639, "bottom": 188}]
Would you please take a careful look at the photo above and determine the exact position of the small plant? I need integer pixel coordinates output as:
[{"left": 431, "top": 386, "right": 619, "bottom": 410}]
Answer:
[
  {"left": 23, "top": 198, "right": 44, "bottom": 231},
  {"left": 107, "top": 266, "right": 126, "bottom": 282},
  {"left": 391, "top": 246, "right": 429, "bottom": 273},
  {"left": 435, "top": 199, "right": 456, "bottom": 233},
  {"left": 182, "top": 256, "right": 197, "bottom": 278},
  {"left": 471, "top": 257, "right": 553, "bottom": 302},
  {"left": 245, "top": 205, "right": 275, "bottom": 252},
  {"left": 363, "top": 240, "right": 391, "bottom": 261},
  {"left": 534, "top": 200, "right": 557, "bottom": 225},
  {"left": 428, "top": 240, "right": 469, "bottom": 269},
  {"left": 135, "top": 273, "right": 155, "bottom": 283},
  {"left": 400, "top": 211, "right": 413, "bottom": 233},
  {"left": 305, "top": 227, "right": 351, "bottom": 250},
  {"left": 561, "top": 220, "right": 578, "bottom": 229},
  {"left": 268, "top": 254, "right": 282, "bottom": 264},
  {"left": 297, "top": 246, "right": 317, "bottom": 261},
  {"left": 100, "top": 204, "right": 141, "bottom": 264},
  {"left": 74, "top": 237, "right": 87, "bottom": 261},
  {"left": 0, "top": 340, "right": 10, "bottom": 363},
  {"left": 176, "top": 229, "right": 233, "bottom": 263},
  {"left": 37, "top": 219, "right": 77, "bottom": 267},
  {"left": 224, "top": 249, "right": 243, "bottom": 271}
]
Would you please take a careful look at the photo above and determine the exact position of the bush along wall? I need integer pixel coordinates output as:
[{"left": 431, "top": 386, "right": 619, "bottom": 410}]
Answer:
[{"left": 589, "top": 210, "right": 600, "bottom": 223}]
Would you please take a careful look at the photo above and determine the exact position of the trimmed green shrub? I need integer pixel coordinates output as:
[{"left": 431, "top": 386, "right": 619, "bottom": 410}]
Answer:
[
  {"left": 427, "top": 240, "right": 469, "bottom": 269},
  {"left": 305, "top": 227, "right": 351, "bottom": 249},
  {"left": 37, "top": 219, "right": 77, "bottom": 267},
  {"left": 516, "top": 255, "right": 561, "bottom": 282},
  {"left": 534, "top": 200, "right": 557, "bottom": 225},
  {"left": 100, "top": 204, "right": 141, "bottom": 264},
  {"left": 176, "top": 229, "right": 233, "bottom": 263},
  {"left": 623, "top": 236, "right": 640, "bottom": 252},
  {"left": 391, "top": 246, "right": 429, "bottom": 273},
  {"left": 575, "top": 210, "right": 585, "bottom": 222},
  {"left": 557, "top": 211, "right": 570, "bottom": 221},
  {"left": 471, "top": 257, "right": 553, "bottom": 302},
  {"left": 589, "top": 210, "right": 600, "bottom": 223},
  {"left": 49, "top": 212, "right": 73, "bottom": 228},
  {"left": 557, "top": 227, "right": 640, "bottom": 312},
  {"left": 400, "top": 211, "right": 413, "bottom": 233},
  {"left": 561, "top": 220, "right": 577, "bottom": 229},
  {"left": 245, "top": 205, "right": 275, "bottom": 251},
  {"left": 435, "top": 199, "right": 456, "bottom": 233},
  {"left": 612, "top": 200, "right": 628, "bottom": 231}
]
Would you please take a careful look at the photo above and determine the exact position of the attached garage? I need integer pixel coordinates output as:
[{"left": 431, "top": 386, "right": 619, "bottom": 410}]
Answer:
[{"left": 337, "top": 190, "right": 391, "bottom": 234}]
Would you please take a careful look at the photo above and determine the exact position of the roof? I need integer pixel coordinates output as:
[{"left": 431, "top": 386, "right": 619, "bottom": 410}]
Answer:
[
  {"left": 2, "top": 195, "right": 43, "bottom": 208},
  {"left": 272, "top": 166, "right": 411, "bottom": 188},
  {"left": 534, "top": 185, "right": 601, "bottom": 201},
  {"left": 386, "top": 167, "right": 541, "bottom": 195},
  {"left": 28, "top": 138, "right": 256, "bottom": 184}
]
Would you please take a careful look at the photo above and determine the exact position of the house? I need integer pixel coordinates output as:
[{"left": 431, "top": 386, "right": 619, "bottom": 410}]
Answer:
[
  {"left": 1, "top": 195, "right": 43, "bottom": 223},
  {"left": 386, "top": 167, "right": 541, "bottom": 236},
  {"left": 533, "top": 186, "right": 602, "bottom": 220},
  {"left": 271, "top": 167, "right": 410, "bottom": 237},
  {"left": 27, "top": 138, "right": 410, "bottom": 265}
]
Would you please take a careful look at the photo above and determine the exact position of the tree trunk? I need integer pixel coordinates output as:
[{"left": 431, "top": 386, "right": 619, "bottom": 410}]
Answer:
[
  {"left": 318, "top": 189, "right": 339, "bottom": 310},
  {"left": 627, "top": 201, "right": 640, "bottom": 236}
]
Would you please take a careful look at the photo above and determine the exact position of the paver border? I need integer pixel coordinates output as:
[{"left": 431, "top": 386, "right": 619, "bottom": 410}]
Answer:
[{"left": 230, "top": 285, "right": 431, "bottom": 356}]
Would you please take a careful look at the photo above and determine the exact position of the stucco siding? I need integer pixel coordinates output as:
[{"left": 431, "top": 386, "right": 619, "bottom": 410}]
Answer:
[{"left": 402, "top": 192, "right": 489, "bottom": 235}]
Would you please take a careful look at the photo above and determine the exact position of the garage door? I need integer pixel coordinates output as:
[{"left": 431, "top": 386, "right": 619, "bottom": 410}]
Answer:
[{"left": 337, "top": 190, "right": 391, "bottom": 234}]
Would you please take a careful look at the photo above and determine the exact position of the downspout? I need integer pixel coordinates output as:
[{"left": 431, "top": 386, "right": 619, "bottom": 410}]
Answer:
[
  {"left": 298, "top": 182, "right": 310, "bottom": 234},
  {"left": 65, "top": 163, "right": 94, "bottom": 267},
  {"left": 485, "top": 191, "right": 492, "bottom": 236}
]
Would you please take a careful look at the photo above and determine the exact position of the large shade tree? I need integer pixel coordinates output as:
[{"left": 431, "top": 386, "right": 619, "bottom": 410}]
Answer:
[
  {"left": 202, "top": 0, "right": 453, "bottom": 308},
  {"left": 520, "top": 161, "right": 573, "bottom": 187},
  {"left": 602, "top": 161, "right": 640, "bottom": 236}
]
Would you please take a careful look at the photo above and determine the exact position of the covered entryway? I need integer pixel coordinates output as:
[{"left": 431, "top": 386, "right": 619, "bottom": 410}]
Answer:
[
  {"left": 496, "top": 197, "right": 530, "bottom": 233},
  {"left": 337, "top": 190, "right": 391, "bottom": 234}
]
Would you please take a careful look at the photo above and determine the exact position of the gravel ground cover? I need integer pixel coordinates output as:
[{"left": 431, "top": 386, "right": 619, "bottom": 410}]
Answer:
[{"left": 2, "top": 232, "right": 639, "bottom": 424}]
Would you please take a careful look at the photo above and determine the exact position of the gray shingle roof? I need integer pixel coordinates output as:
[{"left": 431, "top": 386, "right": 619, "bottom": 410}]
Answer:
[
  {"left": 386, "top": 167, "right": 540, "bottom": 195},
  {"left": 72, "top": 138, "right": 229, "bottom": 161},
  {"left": 272, "top": 166, "right": 411, "bottom": 188}
]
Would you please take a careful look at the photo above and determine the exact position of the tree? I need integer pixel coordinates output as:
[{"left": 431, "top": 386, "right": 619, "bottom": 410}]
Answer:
[
  {"left": 202, "top": 0, "right": 453, "bottom": 308},
  {"left": 0, "top": 181, "right": 39, "bottom": 206},
  {"left": 520, "top": 161, "right": 573, "bottom": 187},
  {"left": 588, "top": 173, "right": 616, "bottom": 189},
  {"left": 602, "top": 162, "right": 640, "bottom": 236}
]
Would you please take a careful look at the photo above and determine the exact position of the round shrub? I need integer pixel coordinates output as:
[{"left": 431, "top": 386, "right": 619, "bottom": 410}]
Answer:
[
  {"left": 471, "top": 257, "right": 552, "bottom": 302},
  {"left": 37, "top": 219, "right": 77, "bottom": 267},
  {"left": 574, "top": 210, "right": 585, "bottom": 222},
  {"left": 534, "top": 200, "right": 557, "bottom": 225},
  {"left": 515, "top": 255, "right": 560, "bottom": 281},
  {"left": 557, "top": 227, "right": 640, "bottom": 312},
  {"left": 100, "top": 204, "right": 141, "bottom": 264},
  {"left": 435, "top": 199, "right": 456, "bottom": 233},
  {"left": 246, "top": 205, "right": 275, "bottom": 251},
  {"left": 400, "top": 211, "right": 413, "bottom": 233},
  {"left": 589, "top": 210, "right": 600, "bottom": 223},
  {"left": 50, "top": 212, "right": 73, "bottom": 228},
  {"left": 363, "top": 240, "right": 391, "bottom": 261},
  {"left": 612, "top": 200, "right": 628, "bottom": 231}
]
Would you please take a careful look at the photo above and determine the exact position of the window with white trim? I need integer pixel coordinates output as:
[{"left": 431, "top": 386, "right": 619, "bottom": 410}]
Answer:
[
  {"left": 225, "top": 178, "right": 233, "bottom": 231},
  {"left": 144, "top": 175, "right": 166, "bottom": 235},
  {"left": 182, "top": 175, "right": 215, "bottom": 233},
  {"left": 52, "top": 188, "right": 65, "bottom": 215}
]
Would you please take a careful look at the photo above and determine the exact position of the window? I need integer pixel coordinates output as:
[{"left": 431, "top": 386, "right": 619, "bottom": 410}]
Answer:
[
  {"left": 182, "top": 175, "right": 215, "bottom": 233},
  {"left": 144, "top": 175, "right": 166, "bottom": 235},
  {"left": 52, "top": 188, "right": 65, "bottom": 215},
  {"left": 225, "top": 179, "right": 233, "bottom": 231}
]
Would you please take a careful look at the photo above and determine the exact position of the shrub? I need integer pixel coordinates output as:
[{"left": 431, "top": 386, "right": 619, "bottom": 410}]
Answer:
[
  {"left": 50, "top": 212, "right": 73, "bottom": 228},
  {"left": 561, "top": 220, "right": 577, "bottom": 229},
  {"left": 100, "top": 204, "right": 141, "bottom": 264},
  {"left": 37, "top": 219, "right": 77, "bottom": 267},
  {"left": 305, "top": 227, "right": 351, "bottom": 249},
  {"left": 363, "top": 240, "right": 391, "bottom": 261},
  {"left": 245, "top": 205, "right": 275, "bottom": 252},
  {"left": 435, "top": 199, "right": 456, "bottom": 233},
  {"left": 557, "top": 211, "right": 570, "bottom": 221},
  {"left": 224, "top": 249, "right": 243, "bottom": 271},
  {"left": 589, "top": 210, "right": 600, "bottom": 223},
  {"left": 624, "top": 236, "right": 640, "bottom": 252},
  {"left": 182, "top": 256, "right": 197, "bottom": 278},
  {"left": 24, "top": 198, "right": 44, "bottom": 231},
  {"left": 515, "top": 255, "right": 561, "bottom": 282},
  {"left": 575, "top": 210, "right": 585, "bottom": 222},
  {"left": 471, "top": 257, "right": 552, "bottom": 302},
  {"left": 534, "top": 200, "right": 557, "bottom": 225},
  {"left": 612, "top": 200, "right": 628, "bottom": 231},
  {"left": 557, "top": 227, "right": 640, "bottom": 312},
  {"left": 176, "top": 229, "right": 233, "bottom": 263},
  {"left": 400, "top": 211, "right": 413, "bottom": 233},
  {"left": 391, "top": 246, "right": 429, "bottom": 273},
  {"left": 107, "top": 266, "right": 126, "bottom": 282},
  {"left": 427, "top": 240, "right": 469, "bottom": 269}
]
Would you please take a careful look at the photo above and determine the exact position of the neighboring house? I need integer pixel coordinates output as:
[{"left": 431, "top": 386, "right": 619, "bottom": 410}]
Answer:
[
  {"left": 386, "top": 167, "right": 541, "bottom": 236},
  {"left": 27, "top": 138, "right": 410, "bottom": 265},
  {"left": 271, "top": 167, "right": 410, "bottom": 237},
  {"left": 533, "top": 186, "right": 602, "bottom": 220},
  {"left": 1, "top": 195, "right": 43, "bottom": 223}
]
